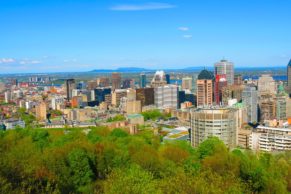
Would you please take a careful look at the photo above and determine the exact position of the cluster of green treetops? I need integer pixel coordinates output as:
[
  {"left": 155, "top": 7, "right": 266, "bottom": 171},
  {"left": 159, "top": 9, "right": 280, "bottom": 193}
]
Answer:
[{"left": 0, "top": 126, "right": 291, "bottom": 194}]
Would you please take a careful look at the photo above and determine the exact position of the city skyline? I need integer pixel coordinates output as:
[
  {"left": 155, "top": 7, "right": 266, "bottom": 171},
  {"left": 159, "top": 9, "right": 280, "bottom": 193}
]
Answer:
[{"left": 1, "top": 0, "right": 291, "bottom": 73}]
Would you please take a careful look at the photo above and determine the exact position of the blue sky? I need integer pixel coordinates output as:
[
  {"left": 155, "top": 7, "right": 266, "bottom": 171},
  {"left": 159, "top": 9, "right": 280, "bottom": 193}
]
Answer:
[{"left": 0, "top": 0, "right": 290, "bottom": 73}]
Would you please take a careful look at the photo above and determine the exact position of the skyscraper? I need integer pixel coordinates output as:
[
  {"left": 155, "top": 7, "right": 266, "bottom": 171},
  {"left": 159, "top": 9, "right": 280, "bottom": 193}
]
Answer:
[
  {"left": 151, "top": 71, "right": 167, "bottom": 87},
  {"left": 242, "top": 86, "right": 258, "bottom": 123},
  {"left": 154, "top": 85, "right": 178, "bottom": 109},
  {"left": 111, "top": 72, "right": 121, "bottom": 91},
  {"left": 214, "top": 59, "right": 234, "bottom": 85},
  {"left": 258, "top": 74, "right": 276, "bottom": 95},
  {"left": 196, "top": 69, "right": 214, "bottom": 106},
  {"left": 136, "top": 88, "right": 154, "bottom": 107},
  {"left": 140, "top": 73, "right": 146, "bottom": 88},
  {"left": 287, "top": 59, "right": 291, "bottom": 94},
  {"left": 214, "top": 74, "right": 227, "bottom": 105},
  {"left": 65, "top": 79, "right": 76, "bottom": 101},
  {"left": 165, "top": 74, "right": 170, "bottom": 84}
]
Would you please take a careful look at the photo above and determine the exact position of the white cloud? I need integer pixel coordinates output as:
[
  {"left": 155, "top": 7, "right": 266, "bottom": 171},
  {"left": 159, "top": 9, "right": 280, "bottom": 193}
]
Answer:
[
  {"left": 19, "top": 59, "right": 41, "bottom": 65},
  {"left": 0, "top": 58, "right": 15, "bottom": 64},
  {"left": 178, "top": 27, "right": 189, "bottom": 31},
  {"left": 110, "top": 2, "right": 175, "bottom": 11},
  {"left": 183, "top": 35, "right": 192, "bottom": 39}
]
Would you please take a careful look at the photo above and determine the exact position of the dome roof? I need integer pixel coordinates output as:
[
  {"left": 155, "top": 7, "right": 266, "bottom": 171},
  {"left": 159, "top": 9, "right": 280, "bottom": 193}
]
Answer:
[{"left": 198, "top": 69, "right": 215, "bottom": 80}]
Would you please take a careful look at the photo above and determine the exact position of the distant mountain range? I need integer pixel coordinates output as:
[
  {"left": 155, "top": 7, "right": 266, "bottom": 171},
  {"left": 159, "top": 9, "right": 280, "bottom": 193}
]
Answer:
[{"left": 90, "top": 66, "right": 286, "bottom": 73}]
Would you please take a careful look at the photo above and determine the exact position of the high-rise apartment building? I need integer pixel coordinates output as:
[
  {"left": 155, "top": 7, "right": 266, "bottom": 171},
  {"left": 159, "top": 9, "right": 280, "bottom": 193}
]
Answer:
[
  {"left": 190, "top": 107, "right": 239, "bottom": 148},
  {"left": 214, "top": 59, "right": 234, "bottom": 85},
  {"left": 182, "top": 77, "right": 192, "bottom": 91},
  {"left": 140, "top": 74, "right": 146, "bottom": 88},
  {"left": 196, "top": 79, "right": 213, "bottom": 106},
  {"left": 65, "top": 79, "right": 76, "bottom": 101},
  {"left": 151, "top": 71, "right": 167, "bottom": 87},
  {"left": 136, "top": 88, "right": 155, "bottom": 107},
  {"left": 242, "top": 86, "right": 258, "bottom": 123},
  {"left": 111, "top": 73, "right": 121, "bottom": 91},
  {"left": 154, "top": 85, "right": 178, "bottom": 109},
  {"left": 196, "top": 69, "right": 214, "bottom": 107}
]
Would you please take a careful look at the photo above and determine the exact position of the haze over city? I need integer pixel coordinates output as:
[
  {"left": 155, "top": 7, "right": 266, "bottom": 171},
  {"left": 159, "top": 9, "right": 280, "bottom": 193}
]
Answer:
[{"left": 1, "top": 0, "right": 291, "bottom": 73}]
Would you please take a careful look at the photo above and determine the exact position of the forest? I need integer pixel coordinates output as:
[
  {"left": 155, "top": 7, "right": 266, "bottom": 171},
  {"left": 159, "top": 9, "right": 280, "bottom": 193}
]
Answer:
[{"left": 0, "top": 126, "right": 291, "bottom": 194}]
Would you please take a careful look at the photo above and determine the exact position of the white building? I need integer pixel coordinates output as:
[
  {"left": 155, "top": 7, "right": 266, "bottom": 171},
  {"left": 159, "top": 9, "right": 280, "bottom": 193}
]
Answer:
[
  {"left": 154, "top": 85, "right": 178, "bottom": 109},
  {"left": 258, "top": 74, "right": 277, "bottom": 95},
  {"left": 249, "top": 125, "right": 291, "bottom": 152},
  {"left": 51, "top": 96, "right": 65, "bottom": 110},
  {"left": 190, "top": 107, "right": 239, "bottom": 148}
]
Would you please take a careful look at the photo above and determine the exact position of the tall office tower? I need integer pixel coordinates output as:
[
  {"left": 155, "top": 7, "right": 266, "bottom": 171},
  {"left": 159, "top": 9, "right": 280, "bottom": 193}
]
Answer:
[
  {"left": 242, "top": 86, "right": 258, "bottom": 123},
  {"left": 151, "top": 71, "right": 167, "bottom": 87},
  {"left": 112, "top": 89, "right": 127, "bottom": 107},
  {"left": 182, "top": 77, "right": 192, "bottom": 90},
  {"left": 214, "top": 74, "right": 227, "bottom": 105},
  {"left": 111, "top": 72, "right": 121, "bottom": 91},
  {"left": 190, "top": 107, "right": 239, "bottom": 148},
  {"left": 140, "top": 73, "right": 146, "bottom": 88},
  {"left": 35, "top": 101, "right": 47, "bottom": 121},
  {"left": 122, "top": 79, "right": 134, "bottom": 89},
  {"left": 234, "top": 74, "right": 243, "bottom": 85},
  {"left": 178, "top": 90, "right": 186, "bottom": 108},
  {"left": 136, "top": 88, "right": 155, "bottom": 107},
  {"left": 154, "top": 85, "right": 178, "bottom": 109},
  {"left": 65, "top": 79, "right": 76, "bottom": 101},
  {"left": 165, "top": 74, "right": 170, "bottom": 84},
  {"left": 214, "top": 59, "right": 234, "bottom": 85},
  {"left": 196, "top": 69, "right": 214, "bottom": 106},
  {"left": 287, "top": 59, "right": 291, "bottom": 95},
  {"left": 97, "top": 77, "right": 110, "bottom": 87},
  {"left": 259, "top": 94, "right": 276, "bottom": 122},
  {"left": 258, "top": 74, "right": 277, "bottom": 95},
  {"left": 93, "top": 88, "right": 111, "bottom": 105},
  {"left": 124, "top": 89, "right": 141, "bottom": 114}
]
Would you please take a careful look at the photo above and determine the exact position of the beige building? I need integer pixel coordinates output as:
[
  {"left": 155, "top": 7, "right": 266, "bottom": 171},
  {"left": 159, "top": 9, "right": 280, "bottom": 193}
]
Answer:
[
  {"left": 196, "top": 80, "right": 213, "bottom": 106},
  {"left": 35, "top": 101, "right": 47, "bottom": 121},
  {"left": 182, "top": 77, "right": 192, "bottom": 90},
  {"left": 258, "top": 74, "right": 277, "bottom": 95},
  {"left": 190, "top": 107, "right": 239, "bottom": 148},
  {"left": 112, "top": 89, "right": 127, "bottom": 107}
]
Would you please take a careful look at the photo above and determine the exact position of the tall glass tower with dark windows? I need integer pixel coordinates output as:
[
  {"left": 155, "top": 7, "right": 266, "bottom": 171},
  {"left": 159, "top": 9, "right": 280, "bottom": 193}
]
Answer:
[
  {"left": 140, "top": 73, "right": 146, "bottom": 88},
  {"left": 287, "top": 59, "right": 291, "bottom": 95}
]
